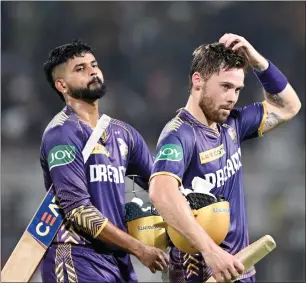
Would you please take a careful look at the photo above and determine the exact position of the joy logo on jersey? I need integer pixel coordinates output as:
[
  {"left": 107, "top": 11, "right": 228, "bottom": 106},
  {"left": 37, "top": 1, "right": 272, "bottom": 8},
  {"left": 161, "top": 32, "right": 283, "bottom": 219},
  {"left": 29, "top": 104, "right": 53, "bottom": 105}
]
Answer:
[
  {"left": 48, "top": 145, "right": 76, "bottom": 170},
  {"left": 155, "top": 144, "right": 183, "bottom": 162}
]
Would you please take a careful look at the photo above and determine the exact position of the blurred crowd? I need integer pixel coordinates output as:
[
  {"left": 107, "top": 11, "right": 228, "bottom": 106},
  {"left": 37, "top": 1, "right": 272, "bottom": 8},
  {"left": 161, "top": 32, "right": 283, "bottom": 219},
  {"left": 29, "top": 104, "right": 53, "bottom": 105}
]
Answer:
[{"left": 1, "top": 2, "right": 305, "bottom": 282}]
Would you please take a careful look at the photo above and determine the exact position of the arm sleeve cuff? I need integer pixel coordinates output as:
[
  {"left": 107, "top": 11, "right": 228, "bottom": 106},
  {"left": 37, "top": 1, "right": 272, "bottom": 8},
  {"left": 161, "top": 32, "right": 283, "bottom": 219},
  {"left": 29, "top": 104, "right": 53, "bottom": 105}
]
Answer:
[{"left": 67, "top": 205, "right": 108, "bottom": 238}]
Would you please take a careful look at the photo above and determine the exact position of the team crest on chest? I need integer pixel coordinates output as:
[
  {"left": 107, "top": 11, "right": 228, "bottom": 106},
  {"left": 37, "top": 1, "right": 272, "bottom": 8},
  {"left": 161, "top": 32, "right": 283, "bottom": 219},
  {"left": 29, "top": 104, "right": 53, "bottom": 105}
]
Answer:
[
  {"left": 101, "top": 131, "right": 108, "bottom": 143},
  {"left": 223, "top": 124, "right": 237, "bottom": 143},
  {"left": 117, "top": 138, "right": 128, "bottom": 160}
]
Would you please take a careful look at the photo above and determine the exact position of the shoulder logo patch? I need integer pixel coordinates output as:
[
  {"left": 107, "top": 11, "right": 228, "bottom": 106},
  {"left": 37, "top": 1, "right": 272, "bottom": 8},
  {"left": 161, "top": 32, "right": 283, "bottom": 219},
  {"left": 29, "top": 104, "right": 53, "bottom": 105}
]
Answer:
[
  {"left": 155, "top": 144, "right": 183, "bottom": 162},
  {"left": 48, "top": 145, "right": 76, "bottom": 170}
]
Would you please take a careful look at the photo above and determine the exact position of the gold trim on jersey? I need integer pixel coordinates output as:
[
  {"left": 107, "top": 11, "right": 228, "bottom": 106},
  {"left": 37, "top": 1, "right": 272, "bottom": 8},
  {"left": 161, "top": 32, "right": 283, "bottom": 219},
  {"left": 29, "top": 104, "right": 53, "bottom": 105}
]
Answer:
[
  {"left": 183, "top": 254, "right": 200, "bottom": 279},
  {"left": 165, "top": 117, "right": 184, "bottom": 133},
  {"left": 50, "top": 111, "right": 69, "bottom": 128},
  {"left": 91, "top": 143, "right": 110, "bottom": 157},
  {"left": 199, "top": 144, "right": 225, "bottom": 164},
  {"left": 67, "top": 205, "right": 108, "bottom": 239},
  {"left": 93, "top": 218, "right": 109, "bottom": 238},
  {"left": 55, "top": 256, "right": 64, "bottom": 283},
  {"left": 149, "top": 172, "right": 182, "bottom": 185},
  {"left": 55, "top": 243, "right": 78, "bottom": 283},
  {"left": 57, "top": 222, "right": 86, "bottom": 245},
  {"left": 258, "top": 101, "right": 268, "bottom": 136}
]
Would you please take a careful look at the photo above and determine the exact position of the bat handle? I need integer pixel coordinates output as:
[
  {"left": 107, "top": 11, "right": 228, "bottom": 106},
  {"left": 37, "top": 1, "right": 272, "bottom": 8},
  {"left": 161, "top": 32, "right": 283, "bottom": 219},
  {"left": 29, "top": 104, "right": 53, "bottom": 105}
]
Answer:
[{"left": 206, "top": 235, "right": 276, "bottom": 282}]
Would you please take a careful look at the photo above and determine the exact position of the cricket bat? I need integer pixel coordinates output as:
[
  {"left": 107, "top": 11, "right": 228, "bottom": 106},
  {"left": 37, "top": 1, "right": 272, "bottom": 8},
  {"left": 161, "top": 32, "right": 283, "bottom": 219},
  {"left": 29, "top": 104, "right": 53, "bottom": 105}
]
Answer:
[
  {"left": 1, "top": 115, "right": 111, "bottom": 282},
  {"left": 1, "top": 187, "right": 64, "bottom": 282},
  {"left": 206, "top": 235, "right": 277, "bottom": 282}
]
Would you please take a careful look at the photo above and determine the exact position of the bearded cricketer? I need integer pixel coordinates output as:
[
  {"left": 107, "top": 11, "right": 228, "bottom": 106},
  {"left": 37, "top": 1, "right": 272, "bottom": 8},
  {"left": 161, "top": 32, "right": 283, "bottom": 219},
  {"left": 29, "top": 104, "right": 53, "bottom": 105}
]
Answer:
[{"left": 149, "top": 33, "right": 301, "bottom": 283}]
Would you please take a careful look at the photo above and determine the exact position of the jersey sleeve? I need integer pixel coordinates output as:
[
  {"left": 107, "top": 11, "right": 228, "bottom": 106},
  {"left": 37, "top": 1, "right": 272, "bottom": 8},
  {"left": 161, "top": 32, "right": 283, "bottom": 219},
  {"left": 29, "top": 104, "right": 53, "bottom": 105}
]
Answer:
[
  {"left": 232, "top": 101, "right": 267, "bottom": 142},
  {"left": 41, "top": 124, "right": 91, "bottom": 215},
  {"left": 125, "top": 125, "right": 153, "bottom": 190},
  {"left": 150, "top": 124, "right": 195, "bottom": 185}
]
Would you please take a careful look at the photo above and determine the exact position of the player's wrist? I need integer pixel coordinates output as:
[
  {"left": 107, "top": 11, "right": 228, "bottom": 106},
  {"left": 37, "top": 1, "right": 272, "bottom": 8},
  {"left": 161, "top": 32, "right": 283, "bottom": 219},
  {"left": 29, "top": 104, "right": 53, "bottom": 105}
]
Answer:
[
  {"left": 253, "top": 60, "right": 288, "bottom": 94},
  {"left": 197, "top": 233, "right": 216, "bottom": 255},
  {"left": 128, "top": 239, "right": 146, "bottom": 258},
  {"left": 250, "top": 55, "right": 269, "bottom": 72}
]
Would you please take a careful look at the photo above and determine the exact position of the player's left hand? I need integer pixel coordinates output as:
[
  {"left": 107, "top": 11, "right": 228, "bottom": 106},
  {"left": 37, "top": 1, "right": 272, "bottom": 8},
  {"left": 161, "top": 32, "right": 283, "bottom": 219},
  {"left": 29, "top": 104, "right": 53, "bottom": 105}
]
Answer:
[
  {"left": 136, "top": 245, "right": 169, "bottom": 273},
  {"left": 219, "top": 33, "right": 269, "bottom": 71}
]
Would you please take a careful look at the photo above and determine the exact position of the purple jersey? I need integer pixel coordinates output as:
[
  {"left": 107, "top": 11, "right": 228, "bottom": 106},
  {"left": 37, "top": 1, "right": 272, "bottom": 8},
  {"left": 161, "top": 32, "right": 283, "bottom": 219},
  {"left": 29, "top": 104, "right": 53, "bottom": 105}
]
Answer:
[
  {"left": 151, "top": 103, "right": 266, "bottom": 282},
  {"left": 40, "top": 105, "right": 153, "bottom": 247}
]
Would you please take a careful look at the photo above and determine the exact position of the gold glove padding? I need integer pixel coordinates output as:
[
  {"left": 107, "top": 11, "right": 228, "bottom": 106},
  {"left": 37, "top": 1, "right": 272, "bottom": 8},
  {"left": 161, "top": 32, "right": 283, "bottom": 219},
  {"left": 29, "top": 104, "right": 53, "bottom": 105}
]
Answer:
[{"left": 154, "top": 201, "right": 230, "bottom": 254}]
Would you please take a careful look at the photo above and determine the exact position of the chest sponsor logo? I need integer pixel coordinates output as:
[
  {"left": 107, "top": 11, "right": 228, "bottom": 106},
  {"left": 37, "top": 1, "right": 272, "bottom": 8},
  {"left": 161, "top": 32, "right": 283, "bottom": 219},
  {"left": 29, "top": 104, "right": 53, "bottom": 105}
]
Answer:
[
  {"left": 91, "top": 144, "right": 110, "bottom": 157},
  {"left": 48, "top": 145, "right": 76, "bottom": 170},
  {"left": 90, "top": 165, "right": 126, "bottom": 184},
  {"left": 155, "top": 144, "right": 183, "bottom": 162},
  {"left": 203, "top": 148, "right": 242, "bottom": 189},
  {"left": 199, "top": 144, "right": 225, "bottom": 164}
]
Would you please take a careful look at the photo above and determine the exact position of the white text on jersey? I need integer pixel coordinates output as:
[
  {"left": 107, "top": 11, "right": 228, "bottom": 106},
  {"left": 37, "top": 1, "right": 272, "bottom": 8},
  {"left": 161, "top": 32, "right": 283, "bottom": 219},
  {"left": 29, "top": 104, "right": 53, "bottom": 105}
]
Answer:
[
  {"left": 90, "top": 165, "right": 126, "bottom": 184},
  {"left": 203, "top": 148, "right": 242, "bottom": 188}
]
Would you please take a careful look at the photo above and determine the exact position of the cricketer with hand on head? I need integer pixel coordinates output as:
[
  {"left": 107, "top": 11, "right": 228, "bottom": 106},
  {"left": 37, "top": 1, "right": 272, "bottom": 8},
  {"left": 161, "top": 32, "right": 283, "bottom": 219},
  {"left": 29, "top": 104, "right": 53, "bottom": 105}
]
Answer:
[{"left": 149, "top": 33, "right": 301, "bottom": 283}]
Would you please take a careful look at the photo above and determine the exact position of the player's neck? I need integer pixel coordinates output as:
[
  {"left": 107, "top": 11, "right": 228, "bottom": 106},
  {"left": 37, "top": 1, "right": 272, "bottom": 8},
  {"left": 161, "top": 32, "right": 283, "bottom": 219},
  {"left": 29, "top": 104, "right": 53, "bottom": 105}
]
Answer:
[
  {"left": 66, "top": 98, "right": 100, "bottom": 128},
  {"left": 185, "top": 95, "right": 217, "bottom": 129}
]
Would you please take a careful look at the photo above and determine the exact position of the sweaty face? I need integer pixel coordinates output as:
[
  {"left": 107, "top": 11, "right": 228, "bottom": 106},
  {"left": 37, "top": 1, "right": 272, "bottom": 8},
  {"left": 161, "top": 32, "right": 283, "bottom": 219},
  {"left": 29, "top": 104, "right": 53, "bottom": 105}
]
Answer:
[
  {"left": 199, "top": 68, "right": 245, "bottom": 123},
  {"left": 63, "top": 53, "right": 106, "bottom": 102}
]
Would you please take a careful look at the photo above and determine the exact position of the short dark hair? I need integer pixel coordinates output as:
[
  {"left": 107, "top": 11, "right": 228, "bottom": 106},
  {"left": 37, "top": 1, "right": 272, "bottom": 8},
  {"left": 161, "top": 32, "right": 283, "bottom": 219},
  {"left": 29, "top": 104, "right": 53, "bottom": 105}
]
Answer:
[
  {"left": 188, "top": 43, "right": 249, "bottom": 93},
  {"left": 43, "top": 40, "right": 94, "bottom": 102}
]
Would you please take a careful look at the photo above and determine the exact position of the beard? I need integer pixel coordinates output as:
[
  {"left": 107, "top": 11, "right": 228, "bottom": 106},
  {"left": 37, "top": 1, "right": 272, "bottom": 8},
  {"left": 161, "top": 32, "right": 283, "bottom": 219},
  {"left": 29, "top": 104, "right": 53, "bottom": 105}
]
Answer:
[
  {"left": 198, "top": 87, "right": 232, "bottom": 124},
  {"left": 69, "top": 77, "right": 107, "bottom": 102}
]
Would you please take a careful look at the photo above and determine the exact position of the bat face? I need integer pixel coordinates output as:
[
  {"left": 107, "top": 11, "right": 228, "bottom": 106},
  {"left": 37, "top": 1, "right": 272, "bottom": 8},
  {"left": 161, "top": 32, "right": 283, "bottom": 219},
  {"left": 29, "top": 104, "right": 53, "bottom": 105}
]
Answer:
[{"left": 27, "top": 186, "right": 64, "bottom": 248}]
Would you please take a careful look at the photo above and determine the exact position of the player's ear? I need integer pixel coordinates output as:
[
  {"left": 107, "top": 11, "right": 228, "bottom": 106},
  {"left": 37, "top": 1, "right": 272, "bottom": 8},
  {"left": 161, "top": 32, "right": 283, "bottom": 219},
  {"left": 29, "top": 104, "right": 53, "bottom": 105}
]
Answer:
[
  {"left": 192, "top": 72, "right": 201, "bottom": 91},
  {"left": 54, "top": 79, "right": 68, "bottom": 95}
]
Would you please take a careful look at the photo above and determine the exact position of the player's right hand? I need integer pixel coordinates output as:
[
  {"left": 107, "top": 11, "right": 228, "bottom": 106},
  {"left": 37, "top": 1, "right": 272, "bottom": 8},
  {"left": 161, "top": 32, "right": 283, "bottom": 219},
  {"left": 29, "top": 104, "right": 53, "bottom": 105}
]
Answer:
[
  {"left": 136, "top": 245, "right": 169, "bottom": 273},
  {"left": 202, "top": 244, "right": 244, "bottom": 282}
]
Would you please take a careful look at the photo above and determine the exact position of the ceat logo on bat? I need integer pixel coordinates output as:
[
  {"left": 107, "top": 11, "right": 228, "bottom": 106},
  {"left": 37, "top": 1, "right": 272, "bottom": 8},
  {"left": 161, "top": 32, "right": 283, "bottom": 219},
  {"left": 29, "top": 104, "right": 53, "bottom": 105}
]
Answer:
[{"left": 27, "top": 187, "right": 64, "bottom": 248}]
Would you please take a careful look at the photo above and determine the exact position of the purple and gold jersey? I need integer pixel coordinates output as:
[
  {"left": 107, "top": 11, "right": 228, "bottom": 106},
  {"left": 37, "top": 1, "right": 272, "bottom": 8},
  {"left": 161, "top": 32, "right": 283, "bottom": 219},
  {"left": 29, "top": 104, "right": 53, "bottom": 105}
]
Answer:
[
  {"left": 40, "top": 105, "right": 152, "bottom": 247},
  {"left": 151, "top": 103, "right": 267, "bottom": 282}
]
